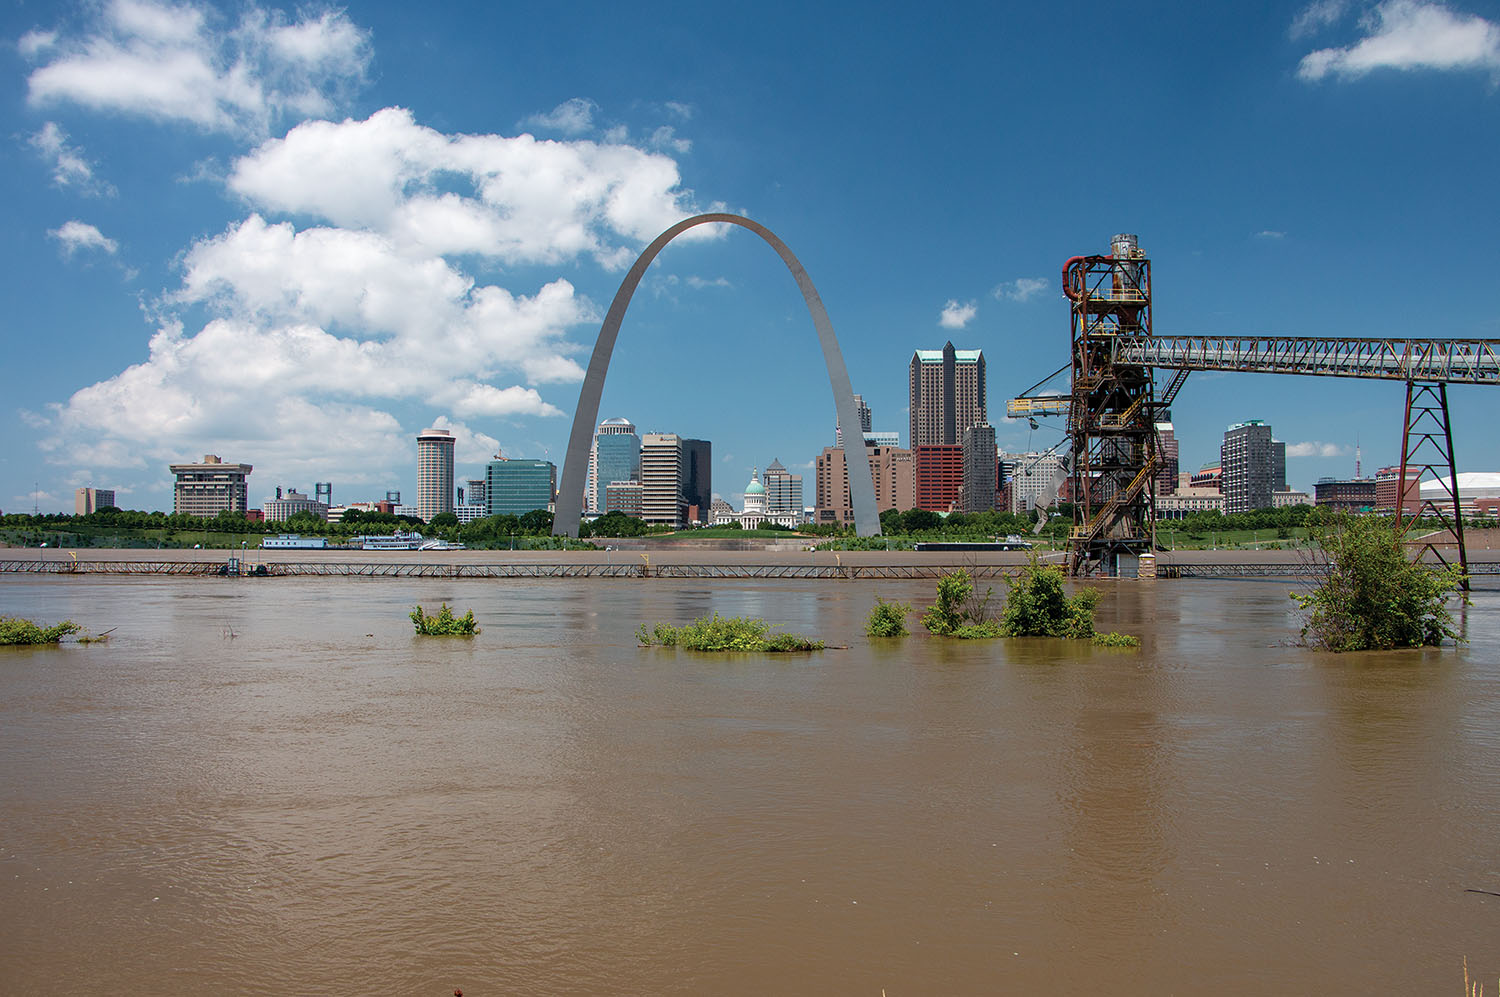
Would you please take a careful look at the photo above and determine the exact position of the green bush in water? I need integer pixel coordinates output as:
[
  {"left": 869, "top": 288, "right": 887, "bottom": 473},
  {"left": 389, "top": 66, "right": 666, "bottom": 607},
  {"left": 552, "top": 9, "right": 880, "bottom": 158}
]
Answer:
[
  {"left": 636, "top": 613, "right": 823, "bottom": 652},
  {"left": 410, "top": 604, "right": 480, "bottom": 636}
]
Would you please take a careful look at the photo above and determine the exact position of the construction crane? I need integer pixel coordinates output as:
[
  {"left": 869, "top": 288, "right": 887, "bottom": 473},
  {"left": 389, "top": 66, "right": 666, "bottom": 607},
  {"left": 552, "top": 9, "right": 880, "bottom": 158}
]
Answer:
[{"left": 1010, "top": 233, "right": 1500, "bottom": 580}]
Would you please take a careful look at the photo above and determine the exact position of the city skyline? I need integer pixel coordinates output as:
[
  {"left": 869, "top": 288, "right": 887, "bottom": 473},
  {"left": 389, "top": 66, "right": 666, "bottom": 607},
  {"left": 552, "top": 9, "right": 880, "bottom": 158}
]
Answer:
[{"left": 4, "top": 2, "right": 1500, "bottom": 514}]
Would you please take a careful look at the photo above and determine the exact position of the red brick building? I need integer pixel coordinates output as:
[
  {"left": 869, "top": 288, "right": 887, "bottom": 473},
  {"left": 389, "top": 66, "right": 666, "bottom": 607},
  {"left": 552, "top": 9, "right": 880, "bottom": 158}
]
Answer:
[{"left": 914, "top": 444, "right": 963, "bottom": 513}]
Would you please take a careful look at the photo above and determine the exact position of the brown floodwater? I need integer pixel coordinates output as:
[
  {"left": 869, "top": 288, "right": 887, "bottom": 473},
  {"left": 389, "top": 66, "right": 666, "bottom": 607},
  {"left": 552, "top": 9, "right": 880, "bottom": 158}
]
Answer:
[{"left": 1, "top": 574, "right": 1497, "bottom": 995}]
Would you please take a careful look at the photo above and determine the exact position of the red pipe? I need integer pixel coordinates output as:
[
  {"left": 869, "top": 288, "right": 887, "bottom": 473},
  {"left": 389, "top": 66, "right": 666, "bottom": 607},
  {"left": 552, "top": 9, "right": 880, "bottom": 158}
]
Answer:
[{"left": 1061, "top": 256, "right": 1086, "bottom": 300}]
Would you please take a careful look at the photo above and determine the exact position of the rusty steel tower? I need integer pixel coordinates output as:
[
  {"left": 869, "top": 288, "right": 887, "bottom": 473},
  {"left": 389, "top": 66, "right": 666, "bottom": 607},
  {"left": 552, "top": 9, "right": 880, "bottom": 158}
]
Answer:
[{"left": 1064, "top": 234, "right": 1159, "bottom": 576}]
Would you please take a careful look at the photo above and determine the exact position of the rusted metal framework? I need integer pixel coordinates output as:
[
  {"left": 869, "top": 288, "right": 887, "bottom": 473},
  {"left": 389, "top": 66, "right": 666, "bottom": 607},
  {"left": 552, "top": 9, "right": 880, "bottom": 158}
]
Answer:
[
  {"left": 1064, "top": 235, "right": 1159, "bottom": 576},
  {"left": 1396, "top": 382, "right": 1470, "bottom": 589},
  {"left": 1027, "top": 232, "right": 1500, "bottom": 577}
]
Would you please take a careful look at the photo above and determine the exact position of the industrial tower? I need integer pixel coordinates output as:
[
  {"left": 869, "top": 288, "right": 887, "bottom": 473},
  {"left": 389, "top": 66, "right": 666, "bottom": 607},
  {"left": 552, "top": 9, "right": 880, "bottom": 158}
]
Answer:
[{"left": 1064, "top": 234, "right": 1159, "bottom": 576}]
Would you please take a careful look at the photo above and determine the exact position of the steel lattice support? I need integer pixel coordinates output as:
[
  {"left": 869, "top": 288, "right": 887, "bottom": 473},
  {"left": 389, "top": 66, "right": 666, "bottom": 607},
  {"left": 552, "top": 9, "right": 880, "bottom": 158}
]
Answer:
[
  {"left": 1064, "top": 236, "right": 1158, "bottom": 576},
  {"left": 1396, "top": 381, "right": 1470, "bottom": 590}
]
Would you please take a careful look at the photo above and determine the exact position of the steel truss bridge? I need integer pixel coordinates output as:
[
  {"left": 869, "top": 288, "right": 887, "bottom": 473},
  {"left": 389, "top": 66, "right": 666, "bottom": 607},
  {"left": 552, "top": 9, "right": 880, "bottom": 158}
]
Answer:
[
  {"left": 0, "top": 558, "right": 1025, "bottom": 581},
  {"left": 1112, "top": 336, "right": 1500, "bottom": 384},
  {"left": 1015, "top": 236, "right": 1497, "bottom": 584}
]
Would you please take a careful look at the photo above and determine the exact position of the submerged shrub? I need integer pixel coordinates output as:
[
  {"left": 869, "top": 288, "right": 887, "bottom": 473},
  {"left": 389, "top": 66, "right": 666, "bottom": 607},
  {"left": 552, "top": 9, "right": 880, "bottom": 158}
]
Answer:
[
  {"left": 1291, "top": 513, "right": 1463, "bottom": 651},
  {"left": 1092, "top": 631, "right": 1141, "bottom": 648},
  {"left": 410, "top": 604, "right": 480, "bottom": 636},
  {"left": 921, "top": 570, "right": 999, "bottom": 638},
  {"left": 0, "top": 617, "right": 81, "bottom": 645},
  {"left": 865, "top": 598, "right": 912, "bottom": 637},
  {"left": 999, "top": 556, "right": 1104, "bottom": 639},
  {"left": 637, "top": 613, "right": 824, "bottom": 652}
]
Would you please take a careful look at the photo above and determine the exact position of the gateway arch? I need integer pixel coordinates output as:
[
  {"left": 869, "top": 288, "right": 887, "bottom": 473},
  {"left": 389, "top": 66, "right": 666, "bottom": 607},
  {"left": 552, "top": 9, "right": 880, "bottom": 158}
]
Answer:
[{"left": 552, "top": 212, "right": 881, "bottom": 537}]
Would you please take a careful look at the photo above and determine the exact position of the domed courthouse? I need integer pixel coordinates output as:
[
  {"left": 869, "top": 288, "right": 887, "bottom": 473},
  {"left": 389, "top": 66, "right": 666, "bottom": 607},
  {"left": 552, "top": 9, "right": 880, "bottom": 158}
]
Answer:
[{"left": 710, "top": 468, "right": 801, "bottom": 530}]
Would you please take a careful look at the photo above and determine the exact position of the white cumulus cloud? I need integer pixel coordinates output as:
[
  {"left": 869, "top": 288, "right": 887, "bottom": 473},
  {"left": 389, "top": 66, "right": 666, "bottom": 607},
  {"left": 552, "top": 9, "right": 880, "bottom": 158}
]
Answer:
[
  {"left": 1291, "top": 0, "right": 1350, "bottom": 39},
  {"left": 993, "top": 277, "right": 1050, "bottom": 302},
  {"left": 29, "top": 123, "right": 115, "bottom": 196},
  {"left": 25, "top": 0, "right": 370, "bottom": 136},
  {"left": 1286, "top": 441, "right": 1351, "bottom": 458},
  {"left": 1298, "top": 0, "right": 1500, "bottom": 80},
  {"left": 50, "top": 220, "right": 118, "bottom": 256},
  {"left": 524, "top": 97, "right": 599, "bottom": 135},
  {"left": 939, "top": 299, "right": 977, "bottom": 329},
  {"left": 227, "top": 107, "right": 714, "bottom": 265},
  {"left": 38, "top": 102, "right": 726, "bottom": 497}
]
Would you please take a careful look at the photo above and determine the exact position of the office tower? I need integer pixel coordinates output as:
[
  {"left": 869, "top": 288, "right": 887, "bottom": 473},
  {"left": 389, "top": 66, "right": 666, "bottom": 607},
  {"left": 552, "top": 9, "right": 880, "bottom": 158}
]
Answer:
[
  {"left": 416, "top": 427, "right": 455, "bottom": 523},
  {"left": 681, "top": 438, "right": 712, "bottom": 522},
  {"left": 961, "top": 424, "right": 998, "bottom": 513},
  {"left": 603, "top": 480, "right": 644, "bottom": 516},
  {"left": 762, "top": 458, "right": 804, "bottom": 515},
  {"left": 914, "top": 445, "right": 964, "bottom": 512},
  {"left": 1220, "top": 420, "right": 1276, "bottom": 514},
  {"left": 834, "top": 394, "right": 873, "bottom": 448},
  {"left": 1155, "top": 423, "right": 1179, "bottom": 496},
  {"left": 1375, "top": 465, "right": 1421, "bottom": 515},
  {"left": 588, "top": 418, "right": 640, "bottom": 514},
  {"left": 75, "top": 487, "right": 115, "bottom": 515},
  {"left": 640, "top": 433, "right": 684, "bottom": 527},
  {"left": 485, "top": 457, "right": 557, "bottom": 516},
  {"left": 815, "top": 444, "right": 913, "bottom": 526},
  {"left": 909, "top": 341, "right": 986, "bottom": 447},
  {"left": 171, "top": 454, "right": 252, "bottom": 517}
]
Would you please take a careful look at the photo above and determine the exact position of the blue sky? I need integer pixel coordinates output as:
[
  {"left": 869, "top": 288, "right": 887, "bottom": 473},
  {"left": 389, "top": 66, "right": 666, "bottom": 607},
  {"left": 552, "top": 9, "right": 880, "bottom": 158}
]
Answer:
[{"left": 3, "top": 0, "right": 1498, "bottom": 514}]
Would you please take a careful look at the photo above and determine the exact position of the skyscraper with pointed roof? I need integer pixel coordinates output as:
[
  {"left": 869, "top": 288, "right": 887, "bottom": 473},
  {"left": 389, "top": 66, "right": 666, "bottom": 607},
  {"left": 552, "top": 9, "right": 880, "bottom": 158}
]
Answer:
[{"left": 909, "top": 341, "right": 986, "bottom": 447}]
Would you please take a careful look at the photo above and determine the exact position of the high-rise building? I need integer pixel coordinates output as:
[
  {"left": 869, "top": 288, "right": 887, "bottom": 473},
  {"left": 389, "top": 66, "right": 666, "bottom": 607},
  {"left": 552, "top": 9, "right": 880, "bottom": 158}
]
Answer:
[
  {"left": 485, "top": 457, "right": 556, "bottom": 516},
  {"left": 1220, "top": 420, "right": 1282, "bottom": 514},
  {"left": 835, "top": 394, "right": 873, "bottom": 448},
  {"left": 909, "top": 342, "right": 986, "bottom": 448},
  {"left": 762, "top": 458, "right": 803, "bottom": 515},
  {"left": 588, "top": 418, "right": 639, "bottom": 514},
  {"left": 914, "top": 444, "right": 964, "bottom": 512},
  {"left": 1375, "top": 465, "right": 1421, "bottom": 515},
  {"left": 171, "top": 455, "right": 252, "bottom": 517},
  {"left": 1155, "top": 423, "right": 1179, "bottom": 496},
  {"left": 961, "top": 424, "right": 998, "bottom": 514},
  {"left": 816, "top": 444, "right": 913, "bottom": 526},
  {"left": 640, "top": 433, "right": 684, "bottom": 527},
  {"left": 416, "top": 427, "right": 455, "bottom": 523},
  {"left": 681, "top": 438, "right": 712, "bottom": 523},
  {"left": 463, "top": 478, "right": 487, "bottom": 509},
  {"left": 75, "top": 487, "right": 115, "bottom": 515}
]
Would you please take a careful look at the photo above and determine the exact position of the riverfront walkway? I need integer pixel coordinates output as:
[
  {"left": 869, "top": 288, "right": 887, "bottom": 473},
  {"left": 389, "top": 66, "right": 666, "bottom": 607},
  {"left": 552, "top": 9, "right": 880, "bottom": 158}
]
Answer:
[{"left": 2, "top": 547, "right": 1497, "bottom": 579}]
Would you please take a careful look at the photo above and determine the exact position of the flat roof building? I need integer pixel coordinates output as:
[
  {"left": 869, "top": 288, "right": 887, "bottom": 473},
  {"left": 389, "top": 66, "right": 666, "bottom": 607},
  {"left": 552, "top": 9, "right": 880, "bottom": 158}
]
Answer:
[
  {"left": 171, "top": 455, "right": 252, "bottom": 518},
  {"left": 486, "top": 457, "right": 557, "bottom": 517},
  {"left": 75, "top": 487, "right": 115, "bottom": 515},
  {"left": 640, "top": 433, "right": 684, "bottom": 527}
]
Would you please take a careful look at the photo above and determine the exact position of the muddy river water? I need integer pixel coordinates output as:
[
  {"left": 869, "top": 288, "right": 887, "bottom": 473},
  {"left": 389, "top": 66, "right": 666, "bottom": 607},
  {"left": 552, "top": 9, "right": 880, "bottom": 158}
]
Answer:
[{"left": 2, "top": 574, "right": 1497, "bottom": 995}]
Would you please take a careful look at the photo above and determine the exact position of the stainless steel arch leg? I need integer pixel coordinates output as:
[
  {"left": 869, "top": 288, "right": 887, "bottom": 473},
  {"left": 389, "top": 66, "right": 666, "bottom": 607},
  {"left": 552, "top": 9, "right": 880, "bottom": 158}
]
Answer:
[{"left": 552, "top": 213, "right": 880, "bottom": 538}]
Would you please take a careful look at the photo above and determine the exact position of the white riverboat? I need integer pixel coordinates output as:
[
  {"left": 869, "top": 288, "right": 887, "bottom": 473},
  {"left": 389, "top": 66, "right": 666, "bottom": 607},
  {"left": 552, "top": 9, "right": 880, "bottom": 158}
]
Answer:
[
  {"left": 357, "top": 531, "right": 466, "bottom": 551},
  {"left": 260, "top": 534, "right": 329, "bottom": 550}
]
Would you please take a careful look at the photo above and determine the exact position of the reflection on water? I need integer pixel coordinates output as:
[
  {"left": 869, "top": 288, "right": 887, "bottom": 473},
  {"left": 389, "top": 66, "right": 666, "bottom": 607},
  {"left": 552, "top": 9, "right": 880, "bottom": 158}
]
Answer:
[{"left": 1, "top": 575, "right": 1498, "bottom": 995}]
